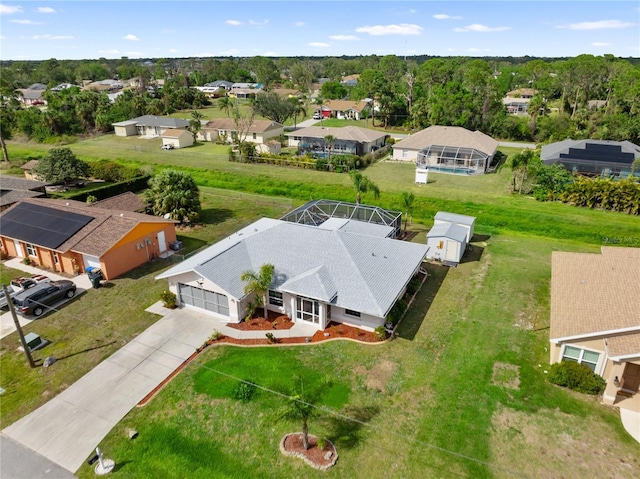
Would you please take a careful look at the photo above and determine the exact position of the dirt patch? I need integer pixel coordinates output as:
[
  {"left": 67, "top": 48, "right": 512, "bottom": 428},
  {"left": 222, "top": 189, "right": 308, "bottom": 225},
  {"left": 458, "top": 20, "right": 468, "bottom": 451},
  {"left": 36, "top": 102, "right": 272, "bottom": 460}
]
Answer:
[
  {"left": 355, "top": 360, "right": 397, "bottom": 392},
  {"left": 490, "top": 406, "right": 640, "bottom": 478},
  {"left": 491, "top": 362, "right": 520, "bottom": 390},
  {"left": 280, "top": 433, "right": 337, "bottom": 470},
  {"left": 227, "top": 313, "right": 294, "bottom": 331}
]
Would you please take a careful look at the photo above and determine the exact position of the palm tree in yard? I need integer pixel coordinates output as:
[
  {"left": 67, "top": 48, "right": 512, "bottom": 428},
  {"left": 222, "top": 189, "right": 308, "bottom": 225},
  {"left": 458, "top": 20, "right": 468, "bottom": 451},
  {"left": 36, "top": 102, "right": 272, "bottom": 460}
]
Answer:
[
  {"left": 324, "top": 134, "right": 335, "bottom": 160},
  {"left": 279, "top": 382, "right": 317, "bottom": 450},
  {"left": 349, "top": 170, "right": 380, "bottom": 205},
  {"left": 241, "top": 263, "right": 275, "bottom": 320},
  {"left": 188, "top": 110, "right": 203, "bottom": 142},
  {"left": 218, "top": 96, "right": 232, "bottom": 117},
  {"left": 289, "top": 98, "right": 307, "bottom": 129},
  {"left": 401, "top": 192, "right": 415, "bottom": 232}
]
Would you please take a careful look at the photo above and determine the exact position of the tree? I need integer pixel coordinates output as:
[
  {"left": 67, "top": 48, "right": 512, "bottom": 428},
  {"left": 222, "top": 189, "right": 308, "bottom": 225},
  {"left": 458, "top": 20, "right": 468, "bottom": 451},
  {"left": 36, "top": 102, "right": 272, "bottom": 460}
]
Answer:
[
  {"left": 188, "top": 110, "right": 203, "bottom": 142},
  {"left": 143, "top": 169, "right": 201, "bottom": 222},
  {"left": 252, "top": 92, "right": 295, "bottom": 124},
  {"left": 32, "top": 147, "right": 89, "bottom": 184},
  {"left": 499, "top": 149, "right": 541, "bottom": 194},
  {"left": 278, "top": 381, "right": 317, "bottom": 450},
  {"left": 218, "top": 96, "right": 232, "bottom": 117},
  {"left": 289, "top": 98, "right": 306, "bottom": 129},
  {"left": 320, "top": 81, "right": 348, "bottom": 100},
  {"left": 240, "top": 263, "right": 275, "bottom": 320},
  {"left": 349, "top": 170, "right": 380, "bottom": 204},
  {"left": 401, "top": 192, "right": 415, "bottom": 232},
  {"left": 323, "top": 134, "right": 335, "bottom": 160}
]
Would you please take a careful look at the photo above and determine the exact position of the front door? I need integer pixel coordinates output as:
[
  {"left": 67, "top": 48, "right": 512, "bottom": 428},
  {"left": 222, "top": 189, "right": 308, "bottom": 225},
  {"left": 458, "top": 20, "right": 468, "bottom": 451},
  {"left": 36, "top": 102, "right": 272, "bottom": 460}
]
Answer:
[
  {"left": 157, "top": 231, "right": 167, "bottom": 253},
  {"left": 622, "top": 363, "right": 640, "bottom": 393},
  {"left": 14, "top": 240, "right": 23, "bottom": 258}
]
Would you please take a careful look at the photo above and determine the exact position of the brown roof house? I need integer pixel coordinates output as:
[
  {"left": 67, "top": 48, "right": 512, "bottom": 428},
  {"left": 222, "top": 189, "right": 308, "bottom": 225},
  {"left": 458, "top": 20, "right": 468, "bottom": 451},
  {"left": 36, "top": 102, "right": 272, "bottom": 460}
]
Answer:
[
  {"left": 199, "top": 118, "right": 284, "bottom": 145},
  {"left": 0, "top": 175, "right": 48, "bottom": 212},
  {"left": 392, "top": 125, "right": 499, "bottom": 175},
  {"left": 549, "top": 247, "right": 640, "bottom": 415},
  {"left": 0, "top": 198, "right": 177, "bottom": 280},
  {"left": 319, "top": 100, "right": 371, "bottom": 120}
]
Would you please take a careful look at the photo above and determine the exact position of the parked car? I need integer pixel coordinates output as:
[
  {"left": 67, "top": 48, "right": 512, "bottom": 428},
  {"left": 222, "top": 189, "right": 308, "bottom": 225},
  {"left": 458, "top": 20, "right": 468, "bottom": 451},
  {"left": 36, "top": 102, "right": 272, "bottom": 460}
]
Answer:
[
  {"left": 0, "top": 275, "right": 50, "bottom": 310},
  {"left": 161, "top": 144, "right": 174, "bottom": 150},
  {"left": 12, "top": 280, "right": 77, "bottom": 317},
  {"left": 313, "top": 112, "right": 322, "bottom": 120}
]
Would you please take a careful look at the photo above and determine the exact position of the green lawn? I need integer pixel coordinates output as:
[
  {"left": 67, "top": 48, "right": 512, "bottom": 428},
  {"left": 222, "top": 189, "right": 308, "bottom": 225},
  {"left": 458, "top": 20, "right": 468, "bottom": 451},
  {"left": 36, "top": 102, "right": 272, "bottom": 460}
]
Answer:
[
  {"left": 74, "top": 232, "right": 640, "bottom": 478},
  {"left": 0, "top": 187, "right": 293, "bottom": 428}
]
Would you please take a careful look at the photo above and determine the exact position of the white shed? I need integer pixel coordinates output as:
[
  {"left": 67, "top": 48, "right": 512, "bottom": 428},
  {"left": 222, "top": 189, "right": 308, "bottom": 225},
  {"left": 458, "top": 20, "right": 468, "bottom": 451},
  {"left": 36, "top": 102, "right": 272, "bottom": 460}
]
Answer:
[
  {"left": 426, "top": 223, "right": 468, "bottom": 265},
  {"left": 112, "top": 120, "right": 138, "bottom": 137},
  {"left": 433, "top": 211, "right": 475, "bottom": 243},
  {"left": 161, "top": 129, "right": 193, "bottom": 149}
]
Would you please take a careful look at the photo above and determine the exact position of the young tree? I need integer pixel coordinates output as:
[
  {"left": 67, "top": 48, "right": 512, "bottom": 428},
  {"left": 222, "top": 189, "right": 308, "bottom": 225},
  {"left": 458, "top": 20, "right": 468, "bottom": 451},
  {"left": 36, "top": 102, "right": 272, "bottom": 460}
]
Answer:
[
  {"left": 218, "top": 96, "right": 232, "bottom": 117},
  {"left": 32, "top": 147, "right": 90, "bottom": 184},
  {"left": 278, "top": 382, "right": 317, "bottom": 450},
  {"left": 401, "top": 192, "right": 415, "bottom": 232},
  {"left": 349, "top": 170, "right": 380, "bottom": 204},
  {"left": 188, "top": 110, "right": 203, "bottom": 142},
  {"left": 499, "top": 149, "right": 541, "bottom": 194},
  {"left": 289, "top": 98, "right": 307, "bottom": 129},
  {"left": 323, "top": 134, "right": 335, "bottom": 160},
  {"left": 240, "top": 263, "right": 275, "bottom": 320},
  {"left": 144, "top": 169, "right": 201, "bottom": 222}
]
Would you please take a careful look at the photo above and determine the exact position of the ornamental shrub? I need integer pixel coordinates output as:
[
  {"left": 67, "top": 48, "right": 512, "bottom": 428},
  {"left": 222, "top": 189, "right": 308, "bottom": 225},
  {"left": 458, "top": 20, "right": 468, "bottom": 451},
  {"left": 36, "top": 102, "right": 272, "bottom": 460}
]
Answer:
[
  {"left": 374, "top": 325, "right": 387, "bottom": 341},
  {"left": 548, "top": 361, "right": 606, "bottom": 395},
  {"left": 160, "top": 290, "right": 177, "bottom": 309},
  {"left": 232, "top": 380, "right": 257, "bottom": 403}
]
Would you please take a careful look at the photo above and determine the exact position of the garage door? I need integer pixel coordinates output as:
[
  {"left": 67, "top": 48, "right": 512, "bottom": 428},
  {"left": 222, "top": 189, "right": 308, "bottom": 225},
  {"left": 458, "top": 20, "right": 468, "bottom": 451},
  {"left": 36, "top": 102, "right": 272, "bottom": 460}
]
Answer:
[
  {"left": 83, "top": 255, "right": 101, "bottom": 270},
  {"left": 178, "top": 283, "right": 229, "bottom": 317}
]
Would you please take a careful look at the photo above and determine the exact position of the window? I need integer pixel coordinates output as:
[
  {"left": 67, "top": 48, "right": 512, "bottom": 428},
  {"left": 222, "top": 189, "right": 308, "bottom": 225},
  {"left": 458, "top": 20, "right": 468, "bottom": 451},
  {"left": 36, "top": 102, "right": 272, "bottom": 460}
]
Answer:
[
  {"left": 296, "top": 297, "right": 319, "bottom": 324},
  {"left": 26, "top": 243, "right": 37, "bottom": 257},
  {"left": 252, "top": 133, "right": 257, "bottom": 140},
  {"left": 562, "top": 346, "right": 600, "bottom": 372},
  {"left": 268, "top": 290, "right": 283, "bottom": 307},
  {"left": 344, "top": 309, "right": 361, "bottom": 318},
  {"left": 402, "top": 149, "right": 409, "bottom": 159},
  {"left": 53, "top": 251, "right": 59, "bottom": 264}
]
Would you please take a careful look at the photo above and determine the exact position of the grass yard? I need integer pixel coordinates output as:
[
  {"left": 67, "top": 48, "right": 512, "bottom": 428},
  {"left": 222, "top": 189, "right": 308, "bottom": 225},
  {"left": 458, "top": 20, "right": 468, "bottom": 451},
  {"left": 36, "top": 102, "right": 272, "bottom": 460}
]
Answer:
[
  {"left": 0, "top": 187, "right": 293, "bottom": 428},
  {"left": 74, "top": 232, "right": 640, "bottom": 479}
]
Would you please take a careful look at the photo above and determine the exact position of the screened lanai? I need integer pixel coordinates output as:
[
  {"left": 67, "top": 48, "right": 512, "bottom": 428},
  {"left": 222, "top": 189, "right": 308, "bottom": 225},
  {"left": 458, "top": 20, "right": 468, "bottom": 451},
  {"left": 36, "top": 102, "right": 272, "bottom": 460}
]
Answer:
[{"left": 416, "top": 145, "right": 490, "bottom": 175}]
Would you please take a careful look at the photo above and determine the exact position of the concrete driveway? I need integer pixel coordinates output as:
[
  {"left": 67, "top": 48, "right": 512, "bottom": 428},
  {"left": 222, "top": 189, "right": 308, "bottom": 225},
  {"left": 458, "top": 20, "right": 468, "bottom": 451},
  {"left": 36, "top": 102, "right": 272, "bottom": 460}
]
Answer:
[{"left": 2, "top": 308, "right": 214, "bottom": 473}]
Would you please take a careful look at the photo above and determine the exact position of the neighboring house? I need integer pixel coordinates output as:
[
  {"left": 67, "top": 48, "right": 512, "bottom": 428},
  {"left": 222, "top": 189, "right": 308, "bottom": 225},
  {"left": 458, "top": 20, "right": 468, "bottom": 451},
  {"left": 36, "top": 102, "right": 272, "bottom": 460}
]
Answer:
[
  {"left": 392, "top": 126, "right": 499, "bottom": 175},
  {"left": 156, "top": 201, "right": 427, "bottom": 331},
  {"left": 0, "top": 198, "right": 177, "bottom": 280},
  {"left": 205, "top": 80, "right": 234, "bottom": 91},
  {"left": 17, "top": 88, "right": 46, "bottom": 106},
  {"left": 319, "top": 100, "right": 371, "bottom": 120},
  {"left": 161, "top": 128, "right": 194, "bottom": 149},
  {"left": 549, "top": 247, "right": 640, "bottom": 413},
  {"left": 199, "top": 118, "right": 284, "bottom": 144},
  {"left": 286, "top": 125, "right": 388, "bottom": 156},
  {"left": 195, "top": 86, "right": 226, "bottom": 98},
  {"left": 503, "top": 88, "right": 538, "bottom": 115},
  {"left": 340, "top": 74, "right": 360, "bottom": 87},
  {"left": 228, "top": 88, "right": 263, "bottom": 99},
  {"left": 0, "top": 176, "right": 48, "bottom": 212},
  {"left": 257, "top": 139, "right": 282, "bottom": 155},
  {"left": 425, "top": 212, "right": 475, "bottom": 266},
  {"left": 89, "top": 191, "right": 147, "bottom": 212},
  {"left": 50, "top": 83, "right": 76, "bottom": 91},
  {"left": 271, "top": 88, "right": 303, "bottom": 99},
  {"left": 20, "top": 160, "right": 41, "bottom": 180},
  {"left": 541, "top": 139, "right": 640, "bottom": 177},
  {"left": 112, "top": 115, "right": 190, "bottom": 137}
]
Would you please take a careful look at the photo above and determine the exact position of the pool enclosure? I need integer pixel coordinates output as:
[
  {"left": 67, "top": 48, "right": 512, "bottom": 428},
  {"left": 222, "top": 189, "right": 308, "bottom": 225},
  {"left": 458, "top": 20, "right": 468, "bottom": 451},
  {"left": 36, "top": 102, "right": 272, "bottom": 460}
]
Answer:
[{"left": 416, "top": 145, "right": 490, "bottom": 175}]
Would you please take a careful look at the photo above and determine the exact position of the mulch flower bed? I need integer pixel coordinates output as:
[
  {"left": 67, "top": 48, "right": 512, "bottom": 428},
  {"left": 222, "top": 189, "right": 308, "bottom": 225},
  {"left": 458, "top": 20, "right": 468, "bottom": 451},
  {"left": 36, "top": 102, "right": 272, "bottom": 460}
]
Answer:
[
  {"left": 226, "top": 312, "right": 294, "bottom": 331},
  {"left": 280, "top": 433, "right": 338, "bottom": 470}
]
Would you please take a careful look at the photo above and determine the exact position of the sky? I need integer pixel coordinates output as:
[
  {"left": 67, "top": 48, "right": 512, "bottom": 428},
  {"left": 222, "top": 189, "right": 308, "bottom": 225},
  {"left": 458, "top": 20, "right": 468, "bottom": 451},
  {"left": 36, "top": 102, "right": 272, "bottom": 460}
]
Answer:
[{"left": 0, "top": 1, "right": 639, "bottom": 61}]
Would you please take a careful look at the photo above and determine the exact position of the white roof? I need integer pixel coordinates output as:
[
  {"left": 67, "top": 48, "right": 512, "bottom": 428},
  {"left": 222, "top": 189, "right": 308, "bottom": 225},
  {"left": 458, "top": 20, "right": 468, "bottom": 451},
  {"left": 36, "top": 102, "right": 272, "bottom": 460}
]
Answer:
[
  {"left": 157, "top": 218, "right": 428, "bottom": 318},
  {"left": 427, "top": 223, "right": 468, "bottom": 243},
  {"left": 318, "top": 218, "right": 393, "bottom": 237},
  {"left": 434, "top": 211, "right": 476, "bottom": 227}
]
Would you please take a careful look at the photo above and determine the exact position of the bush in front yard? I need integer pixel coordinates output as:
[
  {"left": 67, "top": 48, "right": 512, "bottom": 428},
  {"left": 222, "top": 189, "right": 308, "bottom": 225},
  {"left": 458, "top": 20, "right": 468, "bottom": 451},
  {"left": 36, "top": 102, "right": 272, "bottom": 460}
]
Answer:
[
  {"left": 548, "top": 361, "right": 606, "bottom": 395},
  {"left": 160, "top": 290, "right": 177, "bottom": 309}
]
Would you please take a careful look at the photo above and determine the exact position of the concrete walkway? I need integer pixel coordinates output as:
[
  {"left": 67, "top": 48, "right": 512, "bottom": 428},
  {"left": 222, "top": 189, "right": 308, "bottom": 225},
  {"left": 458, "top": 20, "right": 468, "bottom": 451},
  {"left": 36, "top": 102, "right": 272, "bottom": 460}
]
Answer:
[
  {"left": 498, "top": 141, "right": 537, "bottom": 149},
  {"left": 0, "top": 433, "right": 75, "bottom": 479},
  {"left": 1, "top": 259, "right": 92, "bottom": 339},
  {"left": 620, "top": 408, "right": 640, "bottom": 443}
]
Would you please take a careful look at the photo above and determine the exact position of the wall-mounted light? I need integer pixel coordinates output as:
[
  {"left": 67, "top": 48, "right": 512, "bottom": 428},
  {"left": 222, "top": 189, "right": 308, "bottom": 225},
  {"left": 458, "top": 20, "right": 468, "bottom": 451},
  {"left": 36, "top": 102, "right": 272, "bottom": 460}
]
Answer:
[
  {"left": 613, "top": 376, "right": 620, "bottom": 387},
  {"left": 196, "top": 277, "right": 204, "bottom": 287}
]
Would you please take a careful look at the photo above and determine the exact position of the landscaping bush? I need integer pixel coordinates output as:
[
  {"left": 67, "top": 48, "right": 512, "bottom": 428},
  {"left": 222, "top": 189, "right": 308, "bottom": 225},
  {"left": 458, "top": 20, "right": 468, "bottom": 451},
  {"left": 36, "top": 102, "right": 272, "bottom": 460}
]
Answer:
[
  {"left": 374, "top": 325, "right": 388, "bottom": 341},
  {"left": 160, "top": 290, "right": 177, "bottom": 309},
  {"left": 232, "top": 379, "right": 257, "bottom": 403},
  {"left": 406, "top": 277, "right": 421, "bottom": 296},
  {"left": 387, "top": 300, "right": 408, "bottom": 326},
  {"left": 548, "top": 361, "right": 606, "bottom": 395}
]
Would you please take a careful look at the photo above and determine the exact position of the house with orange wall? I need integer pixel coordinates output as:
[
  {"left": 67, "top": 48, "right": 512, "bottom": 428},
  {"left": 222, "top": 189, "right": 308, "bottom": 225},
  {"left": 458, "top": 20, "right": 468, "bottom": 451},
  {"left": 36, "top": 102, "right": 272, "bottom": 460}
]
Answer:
[{"left": 0, "top": 198, "right": 177, "bottom": 280}]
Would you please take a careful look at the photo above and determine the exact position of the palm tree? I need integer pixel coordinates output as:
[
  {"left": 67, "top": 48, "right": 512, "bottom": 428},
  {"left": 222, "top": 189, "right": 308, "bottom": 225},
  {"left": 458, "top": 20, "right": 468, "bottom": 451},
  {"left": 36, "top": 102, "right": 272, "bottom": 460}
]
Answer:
[
  {"left": 240, "top": 263, "right": 275, "bottom": 320},
  {"left": 349, "top": 170, "right": 380, "bottom": 205},
  {"left": 279, "top": 382, "right": 317, "bottom": 450},
  {"left": 290, "top": 98, "right": 307, "bottom": 130},
  {"left": 188, "top": 110, "right": 203, "bottom": 142},
  {"left": 401, "top": 192, "right": 415, "bottom": 232},
  {"left": 324, "top": 134, "right": 335, "bottom": 160},
  {"left": 218, "top": 96, "right": 232, "bottom": 117}
]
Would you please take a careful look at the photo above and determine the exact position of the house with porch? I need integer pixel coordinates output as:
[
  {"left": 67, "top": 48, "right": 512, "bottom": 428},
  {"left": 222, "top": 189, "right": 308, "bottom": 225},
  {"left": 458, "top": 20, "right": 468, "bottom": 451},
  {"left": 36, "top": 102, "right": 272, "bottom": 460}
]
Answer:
[
  {"left": 156, "top": 201, "right": 427, "bottom": 332},
  {"left": 318, "top": 100, "right": 371, "bottom": 120},
  {"left": 549, "top": 247, "right": 640, "bottom": 414},
  {"left": 286, "top": 125, "right": 388, "bottom": 156},
  {"left": 112, "top": 115, "right": 189, "bottom": 137},
  {"left": 0, "top": 198, "right": 177, "bottom": 280},
  {"left": 199, "top": 118, "right": 283, "bottom": 144}
]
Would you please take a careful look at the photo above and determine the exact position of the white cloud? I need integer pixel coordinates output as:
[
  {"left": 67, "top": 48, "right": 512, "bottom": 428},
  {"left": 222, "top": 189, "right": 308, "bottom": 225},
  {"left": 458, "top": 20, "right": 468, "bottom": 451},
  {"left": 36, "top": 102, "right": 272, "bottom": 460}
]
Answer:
[
  {"left": 32, "top": 34, "right": 73, "bottom": 40},
  {"left": 169, "top": 48, "right": 178, "bottom": 53},
  {"left": 249, "top": 19, "right": 268, "bottom": 26},
  {"left": 123, "top": 34, "right": 139, "bottom": 41},
  {"left": 218, "top": 48, "right": 239, "bottom": 55},
  {"left": 557, "top": 19, "right": 634, "bottom": 30},
  {"left": 225, "top": 19, "right": 242, "bottom": 26},
  {"left": 591, "top": 42, "right": 611, "bottom": 46},
  {"left": 355, "top": 23, "right": 422, "bottom": 36},
  {"left": 308, "top": 42, "right": 330, "bottom": 48},
  {"left": 409, "top": 9, "right": 416, "bottom": 14},
  {"left": 454, "top": 24, "right": 511, "bottom": 32},
  {"left": 433, "top": 14, "right": 462, "bottom": 20},
  {"left": 329, "top": 34, "right": 360, "bottom": 41},
  {"left": 37, "top": 7, "right": 56, "bottom": 13},
  {"left": 0, "top": 5, "right": 23, "bottom": 14},
  {"left": 11, "top": 19, "right": 43, "bottom": 24},
  {"left": 295, "top": 21, "right": 305, "bottom": 27}
]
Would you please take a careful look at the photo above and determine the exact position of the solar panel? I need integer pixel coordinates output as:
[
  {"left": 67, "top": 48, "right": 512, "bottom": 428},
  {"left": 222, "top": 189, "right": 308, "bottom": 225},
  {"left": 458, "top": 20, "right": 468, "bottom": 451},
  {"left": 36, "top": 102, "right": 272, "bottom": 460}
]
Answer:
[{"left": 0, "top": 202, "right": 94, "bottom": 249}]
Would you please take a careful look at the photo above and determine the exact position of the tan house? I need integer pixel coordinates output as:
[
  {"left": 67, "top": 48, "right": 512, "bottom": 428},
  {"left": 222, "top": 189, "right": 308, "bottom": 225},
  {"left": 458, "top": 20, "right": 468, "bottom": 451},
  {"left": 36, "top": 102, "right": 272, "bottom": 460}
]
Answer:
[
  {"left": 0, "top": 198, "right": 177, "bottom": 280},
  {"left": 319, "top": 100, "right": 370, "bottom": 120},
  {"left": 20, "top": 160, "right": 41, "bottom": 180},
  {"left": 161, "top": 128, "right": 194, "bottom": 149},
  {"left": 199, "top": 118, "right": 284, "bottom": 144},
  {"left": 112, "top": 115, "right": 189, "bottom": 137},
  {"left": 549, "top": 247, "right": 640, "bottom": 413}
]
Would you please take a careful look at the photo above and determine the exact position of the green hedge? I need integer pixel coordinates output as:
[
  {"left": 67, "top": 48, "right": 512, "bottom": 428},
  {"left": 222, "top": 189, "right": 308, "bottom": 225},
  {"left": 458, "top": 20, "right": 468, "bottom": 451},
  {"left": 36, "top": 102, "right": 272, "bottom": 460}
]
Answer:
[
  {"left": 48, "top": 175, "right": 150, "bottom": 202},
  {"left": 548, "top": 361, "right": 606, "bottom": 395}
]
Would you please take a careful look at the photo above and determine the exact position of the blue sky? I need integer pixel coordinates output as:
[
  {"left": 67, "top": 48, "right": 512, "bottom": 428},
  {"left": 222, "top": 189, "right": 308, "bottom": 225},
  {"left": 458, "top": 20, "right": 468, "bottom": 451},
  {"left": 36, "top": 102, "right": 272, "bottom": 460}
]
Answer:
[{"left": 1, "top": 1, "right": 639, "bottom": 60}]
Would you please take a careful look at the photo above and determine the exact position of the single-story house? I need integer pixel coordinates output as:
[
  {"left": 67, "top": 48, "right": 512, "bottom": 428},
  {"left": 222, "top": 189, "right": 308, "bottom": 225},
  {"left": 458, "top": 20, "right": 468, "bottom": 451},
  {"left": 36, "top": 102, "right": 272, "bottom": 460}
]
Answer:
[
  {"left": 20, "top": 160, "right": 41, "bottom": 180},
  {"left": 0, "top": 176, "right": 48, "bottom": 212},
  {"left": 286, "top": 126, "right": 388, "bottom": 156},
  {"left": 89, "top": 191, "right": 147, "bottom": 212},
  {"left": 228, "top": 88, "right": 263, "bottom": 99},
  {"left": 271, "top": 88, "right": 303, "bottom": 99},
  {"left": 549, "top": 247, "right": 640, "bottom": 413},
  {"left": 195, "top": 86, "right": 226, "bottom": 98},
  {"left": 112, "top": 115, "right": 190, "bottom": 137},
  {"left": 156, "top": 206, "right": 428, "bottom": 331},
  {"left": 319, "top": 100, "right": 371, "bottom": 120},
  {"left": 17, "top": 88, "right": 46, "bottom": 106},
  {"left": 199, "top": 118, "right": 284, "bottom": 144},
  {"left": 433, "top": 212, "right": 475, "bottom": 243},
  {"left": 425, "top": 212, "right": 475, "bottom": 266},
  {"left": 161, "top": 128, "right": 194, "bottom": 149},
  {"left": 0, "top": 198, "right": 177, "bottom": 280},
  {"left": 205, "top": 80, "right": 234, "bottom": 91},
  {"left": 392, "top": 126, "right": 499, "bottom": 175},
  {"left": 340, "top": 74, "right": 360, "bottom": 87},
  {"left": 257, "top": 139, "right": 282, "bottom": 155},
  {"left": 541, "top": 139, "right": 640, "bottom": 177}
]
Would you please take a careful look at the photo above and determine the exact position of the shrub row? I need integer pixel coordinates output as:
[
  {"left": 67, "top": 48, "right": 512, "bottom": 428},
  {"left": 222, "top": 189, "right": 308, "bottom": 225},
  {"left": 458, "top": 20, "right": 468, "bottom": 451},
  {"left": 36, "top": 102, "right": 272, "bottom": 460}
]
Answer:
[
  {"left": 48, "top": 175, "right": 150, "bottom": 202},
  {"left": 548, "top": 361, "right": 606, "bottom": 395}
]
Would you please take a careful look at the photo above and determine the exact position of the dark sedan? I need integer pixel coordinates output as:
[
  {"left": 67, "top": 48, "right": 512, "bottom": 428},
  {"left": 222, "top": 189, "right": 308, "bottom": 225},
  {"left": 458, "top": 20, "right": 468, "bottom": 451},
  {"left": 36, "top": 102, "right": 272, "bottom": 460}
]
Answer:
[{"left": 12, "top": 280, "right": 77, "bottom": 317}]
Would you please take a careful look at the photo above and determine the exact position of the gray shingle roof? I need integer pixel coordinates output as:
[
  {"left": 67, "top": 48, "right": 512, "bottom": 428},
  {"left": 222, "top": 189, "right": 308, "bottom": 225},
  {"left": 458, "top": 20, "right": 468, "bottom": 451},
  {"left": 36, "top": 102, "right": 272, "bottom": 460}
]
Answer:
[
  {"left": 157, "top": 218, "right": 428, "bottom": 318},
  {"left": 113, "top": 115, "right": 189, "bottom": 129},
  {"left": 286, "top": 125, "right": 387, "bottom": 143}
]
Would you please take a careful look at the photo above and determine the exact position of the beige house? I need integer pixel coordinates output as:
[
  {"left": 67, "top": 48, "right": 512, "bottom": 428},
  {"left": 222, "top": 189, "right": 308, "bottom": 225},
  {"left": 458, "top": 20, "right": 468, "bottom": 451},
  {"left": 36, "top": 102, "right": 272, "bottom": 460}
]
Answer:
[
  {"left": 20, "top": 160, "right": 41, "bottom": 180},
  {"left": 112, "top": 115, "right": 189, "bottom": 137},
  {"left": 549, "top": 247, "right": 640, "bottom": 413},
  {"left": 199, "top": 118, "right": 284, "bottom": 144},
  {"left": 161, "top": 128, "right": 194, "bottom": 149},
  {"left": 286, "top": 125, "right": 388, "bottom": 156},
  {"left": 319, "top": 100, "right": 371, "bottom": 120}
]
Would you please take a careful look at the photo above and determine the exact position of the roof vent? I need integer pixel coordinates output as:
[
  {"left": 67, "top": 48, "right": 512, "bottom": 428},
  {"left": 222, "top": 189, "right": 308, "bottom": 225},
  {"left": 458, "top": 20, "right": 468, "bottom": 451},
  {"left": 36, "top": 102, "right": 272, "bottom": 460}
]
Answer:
[
  {"left": 120, "top": 213, "right": 124, "bottom": 217},
  {"left": 66, "top": 202, "right": 70, "bottom": 206}
]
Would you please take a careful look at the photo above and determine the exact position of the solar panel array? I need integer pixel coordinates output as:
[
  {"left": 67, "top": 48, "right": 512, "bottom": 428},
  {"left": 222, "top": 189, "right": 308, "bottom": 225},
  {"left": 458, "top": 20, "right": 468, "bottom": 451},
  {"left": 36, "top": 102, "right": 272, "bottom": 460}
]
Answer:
[
  {"left": 0, "top": 202, "right": 94, "bottom": 249},
  {"left": 559, "top": 143, "right": 634, "bottom": 165}
]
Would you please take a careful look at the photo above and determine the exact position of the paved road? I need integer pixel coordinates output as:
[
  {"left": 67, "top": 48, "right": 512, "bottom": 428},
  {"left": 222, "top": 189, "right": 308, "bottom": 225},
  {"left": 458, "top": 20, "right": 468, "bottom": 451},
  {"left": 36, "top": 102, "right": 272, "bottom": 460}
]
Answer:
[
  {"left": 498, "top": 141, "right": 537, "bottom": 149},
  {"left": 0, "top": 434, "right": 75, "bottom": 479}
]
